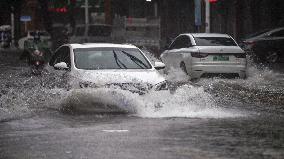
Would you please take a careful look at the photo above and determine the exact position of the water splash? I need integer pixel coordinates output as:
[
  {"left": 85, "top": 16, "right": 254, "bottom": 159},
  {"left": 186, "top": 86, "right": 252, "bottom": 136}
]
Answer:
[
  {"left": 57, "top": 83, "right": 245, "bottom": 118},
  {"left": 2, "top": 60, "right": 283, "bottom": 121},
  {"left": 197, "top": 64, "right": 284, "bottom": 107}
]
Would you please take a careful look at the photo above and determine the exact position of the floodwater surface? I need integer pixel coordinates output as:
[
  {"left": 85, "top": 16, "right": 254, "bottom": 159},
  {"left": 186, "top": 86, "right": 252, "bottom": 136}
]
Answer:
[{"left": 0, "top": 50, "right": 283, "bottom": 159}]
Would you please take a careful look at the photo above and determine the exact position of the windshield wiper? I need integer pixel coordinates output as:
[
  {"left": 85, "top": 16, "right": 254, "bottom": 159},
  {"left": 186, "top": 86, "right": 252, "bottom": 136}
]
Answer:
[
  {"left": 113, "top": 51, "right": 126, "bottom": 68},
  {"left": 121, "top": 51, "right": 148, "bottom": 69}
]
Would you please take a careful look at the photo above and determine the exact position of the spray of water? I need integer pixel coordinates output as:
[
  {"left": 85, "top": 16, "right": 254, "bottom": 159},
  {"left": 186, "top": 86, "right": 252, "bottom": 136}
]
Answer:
[
  {"left": 2, "top": 56, "right": 283, "bottom": 121},
  {"left": 57, "top": 83, "right": 244, "bottom": 118},
  {"left": 197, "top": 63, "right": 284, "bottom": 107}
]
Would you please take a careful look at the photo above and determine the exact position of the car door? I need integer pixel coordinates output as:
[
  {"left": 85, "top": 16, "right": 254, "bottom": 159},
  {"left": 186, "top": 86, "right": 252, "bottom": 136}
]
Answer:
[
  {"left": 268, "top": 29, "right": 284, "bottom": 61},
  {"left": 161, "top": 35, "right": 192, "bottom": 69},
  {"left": 50, "top": 46, "right": 71, "bottom": 68}
]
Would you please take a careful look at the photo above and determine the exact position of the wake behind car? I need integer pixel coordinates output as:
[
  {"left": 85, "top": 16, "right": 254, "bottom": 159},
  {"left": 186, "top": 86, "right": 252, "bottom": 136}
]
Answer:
[
  {"left": 160, "top": 33, "right": 247, "bottom": 79},
  {"left": 48, "top": 43, "right": 167, "bottom": 94},
  {"left": 239, "top": 27, "right": 284, "bottom": 63}
]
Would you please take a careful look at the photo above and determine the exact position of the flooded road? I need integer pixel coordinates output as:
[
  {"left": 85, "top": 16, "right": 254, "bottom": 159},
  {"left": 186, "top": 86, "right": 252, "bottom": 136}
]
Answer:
[{"left": 0, "top": 50, "right": 284, "bottom": 159}]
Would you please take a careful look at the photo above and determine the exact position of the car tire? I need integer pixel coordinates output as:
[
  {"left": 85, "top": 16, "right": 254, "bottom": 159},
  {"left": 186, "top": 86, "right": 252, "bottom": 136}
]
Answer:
[
  {"left": 180, "top": 62, "right": 188, "bottom": 75},
  {"left": 265, "top": 51, "right": 279, "bottom": 63}
]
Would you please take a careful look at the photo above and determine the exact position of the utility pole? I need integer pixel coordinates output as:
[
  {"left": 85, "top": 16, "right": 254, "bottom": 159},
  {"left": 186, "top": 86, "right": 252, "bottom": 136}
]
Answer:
[
  {"left": 154, "top": 2, "right": 158, "bottom": 17},
  {"left": 104, "top": 0, "right": 111, "bottom": 24},
  {"left": 205, "top": 0, "right": 210, "bottom": 33},
  {"left": 11, "top": 6, "right": 15, "bottom": 48},
  {"left": 85, "top": 0, "right": 89, "bottom": 25},
  {"left": 85, "top": 0, "right": 89, "bottom": 38},
  {"left": 194, "top": 0, "right": 202, "bottom": 32}
]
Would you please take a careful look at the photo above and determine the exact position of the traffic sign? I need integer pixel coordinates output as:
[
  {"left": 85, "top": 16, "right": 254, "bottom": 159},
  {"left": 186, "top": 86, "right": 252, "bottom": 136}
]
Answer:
[
  {"left": 20, "top": 16, "right": 31, "bottom": 22},
  {"left": 195, "top": 0, "right": 202, "bottom": 26}
]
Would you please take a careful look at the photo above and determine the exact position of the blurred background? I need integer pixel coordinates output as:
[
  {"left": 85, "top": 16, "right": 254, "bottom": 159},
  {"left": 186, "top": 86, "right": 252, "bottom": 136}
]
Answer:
[{"left": 0, "top": 0, "right": 284, "bottom": 53}]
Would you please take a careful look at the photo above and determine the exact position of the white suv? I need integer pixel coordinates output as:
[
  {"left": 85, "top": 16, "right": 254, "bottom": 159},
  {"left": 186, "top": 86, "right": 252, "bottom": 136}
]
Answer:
[
  {"left": 48, "top": 43, "right": 167, "bottom": 94},
  {"left": 160, "top": 33, "right": 247, "bottom": 79}
]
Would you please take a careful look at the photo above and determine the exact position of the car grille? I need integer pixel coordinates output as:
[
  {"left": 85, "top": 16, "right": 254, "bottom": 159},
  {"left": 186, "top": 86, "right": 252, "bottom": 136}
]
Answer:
[{"left": 105, "top": 83, "right": 153, "bottom": 95}]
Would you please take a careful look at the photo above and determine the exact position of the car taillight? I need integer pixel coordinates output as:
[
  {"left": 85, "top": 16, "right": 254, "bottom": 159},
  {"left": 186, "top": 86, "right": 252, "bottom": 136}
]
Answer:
[
  {"left": 234, "top": 53, "right": 246, "bottom": 58},
  {"left": 244, "top": 41, "right": 255, "bottom": 46},
  {"left": 191, "top": 52, "right": 208, "bottom": 58}
]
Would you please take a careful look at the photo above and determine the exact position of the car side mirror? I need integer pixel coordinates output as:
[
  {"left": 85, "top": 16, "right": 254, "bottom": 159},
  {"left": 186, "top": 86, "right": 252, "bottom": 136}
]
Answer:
[
  {"left": 154, "top": 62, "right": 165, "bottom": 70},
  {"left": 164, "top": 45, "right": 169, "bottom": 50},
  {"left": 54, "top": 62, "right": 69, "bottom": 70}
]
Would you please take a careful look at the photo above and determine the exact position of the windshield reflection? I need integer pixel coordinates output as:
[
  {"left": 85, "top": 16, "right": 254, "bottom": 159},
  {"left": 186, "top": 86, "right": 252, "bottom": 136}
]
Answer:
[{"left": 74, "top": 47, "right": 152, "bottom": 70}]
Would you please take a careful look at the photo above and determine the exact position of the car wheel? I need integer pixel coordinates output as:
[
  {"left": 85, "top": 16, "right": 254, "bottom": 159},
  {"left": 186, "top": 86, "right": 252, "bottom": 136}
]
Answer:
[
  {"left": 265, "top": 51, "right": 279, "bottom": 63},
  {"left": 180, "top": 62, "right": 188, "bottom": 75}
]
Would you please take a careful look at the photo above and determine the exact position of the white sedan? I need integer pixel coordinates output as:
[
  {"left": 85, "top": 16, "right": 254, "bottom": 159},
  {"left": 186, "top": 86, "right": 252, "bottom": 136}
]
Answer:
[
  {"left": 48, "top": 43, "right": 168, "bottom": 94},
  {"left": 160, "top": 33, "right": 247, "bottom": 79}
]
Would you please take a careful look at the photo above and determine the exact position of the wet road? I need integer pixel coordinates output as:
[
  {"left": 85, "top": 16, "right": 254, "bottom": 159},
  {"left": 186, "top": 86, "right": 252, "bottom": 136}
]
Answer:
[
  {"left": 1, "top": 112, "right": 283, "bottom": 159},
  {"left": 0, "top": 49, "right": 284, "bottom": 159}
]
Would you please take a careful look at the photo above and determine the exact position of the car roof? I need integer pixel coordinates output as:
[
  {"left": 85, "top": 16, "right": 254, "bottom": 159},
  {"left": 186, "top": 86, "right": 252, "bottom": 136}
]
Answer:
[
  {"left": 243, "top": 27, "right": 284, "bottom": 40},
  {"left": 69, "top": 43, "right": 138, "bottom": 49},
  {"left": 181, "top": 33, "right": 231, "bottom": 38},
  {"left": 266, "top": 27, "right": 284, "bottom": 34}
]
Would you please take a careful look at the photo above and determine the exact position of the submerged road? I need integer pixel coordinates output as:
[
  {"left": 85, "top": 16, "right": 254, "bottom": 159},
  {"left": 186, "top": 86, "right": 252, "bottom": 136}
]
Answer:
[
  {"left": 0, "top": 112, "right": 283, "bottom": 159},
  {"left": 0, "top": 49, "right": 284, "bottom": 159}
]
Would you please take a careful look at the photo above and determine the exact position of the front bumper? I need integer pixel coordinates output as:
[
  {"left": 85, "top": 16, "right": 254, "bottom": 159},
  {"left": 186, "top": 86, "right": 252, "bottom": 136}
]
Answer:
[{"left": 79, "top": 81, "right": 169, "bottom": 95}]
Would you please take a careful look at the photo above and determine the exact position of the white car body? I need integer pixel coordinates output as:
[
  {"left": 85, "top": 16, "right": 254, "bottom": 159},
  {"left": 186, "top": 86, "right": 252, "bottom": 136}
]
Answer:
[
  {"left": 48, "top": 43, "right": 167, "bottom": 94},
  {"left": 18, "top": 31, "right": 51, "bottom": 49},
  {"left": 160, "top": 33, "right": 247, "bottom": 79}
]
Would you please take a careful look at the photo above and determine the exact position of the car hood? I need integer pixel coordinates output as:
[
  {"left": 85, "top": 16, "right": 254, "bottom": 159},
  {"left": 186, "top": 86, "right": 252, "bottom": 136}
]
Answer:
[
  {"left": 72, "top": 69, "right": 166, "bottom": 86},
  {"left": 196, "top": 46, "right": 244, "bottom": 53}
]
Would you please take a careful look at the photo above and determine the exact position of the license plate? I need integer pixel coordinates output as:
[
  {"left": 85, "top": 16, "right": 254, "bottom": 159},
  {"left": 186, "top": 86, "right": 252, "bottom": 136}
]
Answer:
[{"left": 213, "top": 55, "right": 229, "bottom": 61}]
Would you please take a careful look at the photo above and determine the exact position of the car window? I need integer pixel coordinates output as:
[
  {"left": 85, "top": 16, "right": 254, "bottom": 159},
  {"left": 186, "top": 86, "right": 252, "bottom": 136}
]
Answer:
[
  {"left": 169, "top": 35, "right": 191, "bottom": 49},
  {"left": 49, "top": 46, "right": 71, "bottom": 68},
  {"left": 73, "top": 47, "right": 152, "bottom": 70},
  {"left": 270, "top": 29, "right": 284, "bottom": 37},
  {"left": 194, "top": 37, "right": 237, "bottom": 46}
]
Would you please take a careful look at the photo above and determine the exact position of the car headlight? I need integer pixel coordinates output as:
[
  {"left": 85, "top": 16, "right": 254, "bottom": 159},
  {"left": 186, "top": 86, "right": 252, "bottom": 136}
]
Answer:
[{"left": 155, "top": 81, "right": 168, "bottom": 91}]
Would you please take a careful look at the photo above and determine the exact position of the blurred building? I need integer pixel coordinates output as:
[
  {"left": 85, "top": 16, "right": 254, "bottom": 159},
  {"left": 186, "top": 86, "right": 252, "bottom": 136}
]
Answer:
[
  {"left": 20, "top": 0, "right": 43, "bottom": 33},
  {"left": 1, "top": 0, "right": 284, "bottom": 48},
  {"left": 210, "top": 0, "right": 284, "bottom": 40}
]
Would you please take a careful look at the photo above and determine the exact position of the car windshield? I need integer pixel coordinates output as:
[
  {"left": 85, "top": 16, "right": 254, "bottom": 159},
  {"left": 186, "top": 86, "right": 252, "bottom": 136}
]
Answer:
[
  {"left": 74, "top": 47, "right": 152, "bottom": 70},
  {"left": 194, "top": 37, "right": 237, "bottom": 46}
]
